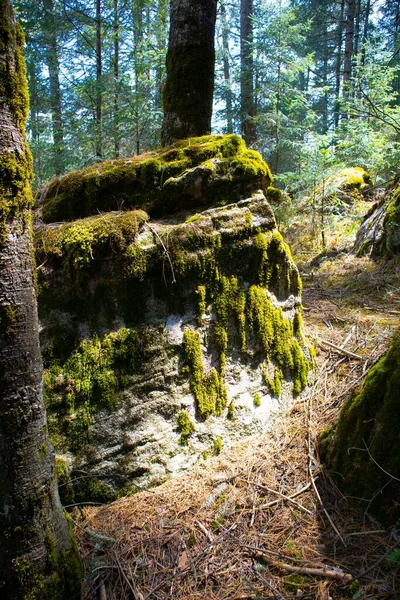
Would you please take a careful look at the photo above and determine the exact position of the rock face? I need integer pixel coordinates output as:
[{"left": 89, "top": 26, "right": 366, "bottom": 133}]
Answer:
[
  {"left": 36, "top": 135, "right": 313, "bottom": 501},
  {"left": 354, "top": 176, "right": 400, "bottom": 257},
  {"left": 320, "top": 331, "right": 400, "bottom": 526}
]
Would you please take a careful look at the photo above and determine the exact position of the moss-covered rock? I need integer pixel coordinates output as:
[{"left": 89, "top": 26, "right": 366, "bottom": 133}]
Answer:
[
  {"left": 320, "top": 330, "right": 400, "bottom": 526},
  {"left": 354, "top": 176, "right": 400, "bottom": 257},
  {"left": 38, "top": 134, "right": 272, "bottom": 223},
  {"left": 309, "top": 167, "right": 372, "bottom": 216},
  {"left": 37, "top": 190, "right": 311, "bottom": 499}
]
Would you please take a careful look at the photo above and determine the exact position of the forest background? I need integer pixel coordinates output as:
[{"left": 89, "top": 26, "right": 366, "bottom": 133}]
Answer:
[{"left": 14, "top": 0, "right": 400, "bottom": 198}]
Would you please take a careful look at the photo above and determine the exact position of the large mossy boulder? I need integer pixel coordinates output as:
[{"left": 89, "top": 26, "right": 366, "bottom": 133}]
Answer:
[
  {"left": 36, "top": 135, "right": 312, "bottom": 501},
  {"left": 354, "top": 176, "right": 400, "bottom": 257},
  {"left": 37, "top": 134, "right": 271, "bottom": 223},
  {"left": 320, "top": 331, "right": 400, "bottom": 526}
]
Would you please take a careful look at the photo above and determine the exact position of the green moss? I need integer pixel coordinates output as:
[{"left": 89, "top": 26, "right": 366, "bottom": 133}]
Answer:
[
  {"left": 183, "top": 329, "right": 228, "bottom": 419},
  {"left": 227, "top": 400, "right": 235, "bottom": 420},
  {"left": 44, "top": 327, "right": 147, "bottom": 451},
  {"left": 320, "top": 330, "right": 400, "bottom": 525},
  {"left": 40, "top": 135, "right": 271, "bottom": 223},
  {"left": 212, "top": 436, "right": 223, "bottom": 455},
  {"left": 196, "top": 285, "right": 207, "bottom": 325},
  {"left": 55, "top": 457, "right": 74, "bottom": 506},
  {"left": 177, "top": 409, "right": 196, "bottom": 445},
  {"left": 253, "top": 392, "right": 261, "bottom": 407},
  {"left": 266, "top": 186, "right": 285, "bottom": 204}
]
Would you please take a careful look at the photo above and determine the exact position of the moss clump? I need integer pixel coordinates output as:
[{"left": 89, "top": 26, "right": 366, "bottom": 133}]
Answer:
[
  {"left": 39, "top": 135, "right": 272, "bottom": 223},
  {"left": 44, "top": 327, "right": 148, "bottom": 451},
  {"left": 183, "top": 329, "right": 228, "bottom": 419},
  {"left": 177, "top": 410, "right": 196, "bottom": 445},
  {"left": 320, "top": 330, "right": 400, "bottom": 526},
  {"left": 253, "top": 392, "right": 261, "bottom": 407},
  {"left": 212, "top": 436, "right": 223, "bottom": 455},
  {"left": 36, "top": 210, "right": 148, "bottom": 279}
]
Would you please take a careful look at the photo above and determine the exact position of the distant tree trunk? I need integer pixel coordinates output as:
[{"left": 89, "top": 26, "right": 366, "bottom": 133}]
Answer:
[
  {"left": 220, "top": 0, "right": 233, "bottom": 134},
  {"left": 132, "top": 0, "right": 143, "bottom": 154},
  {"left": 334, "top": 0, "right": 345, "bottom": 128},
  {"left": 343, "top": 0, "right": 355, "bottom": 103},
  {"left": 0, "top": 1, "right": 81, "bottom": 598},
  {"left": 322, "top": 19, "right": 329, "bottom": 133},
  {"left": 240, "top": 0, "right": 257, "bottom": 145},
  {"left": 113, "top": 0, "right": 120, "bottom": 157},
  {"left": 361, "top": 0, "right": 371, "bottom": 67},
  {"left": 162, "top": 0, "right": 218, "bottom": 146},
  {"left": 95, "top": 0, "right": 103, "bottom": 158},
  {"left": 154, "top": 0, "right": 168, "bottom": 112},
  {"left": 43, "top": 0, "right": 64, "bottom": 174},
  {"left": 353, "top": 0, "right": 361, "bottom": 56}
]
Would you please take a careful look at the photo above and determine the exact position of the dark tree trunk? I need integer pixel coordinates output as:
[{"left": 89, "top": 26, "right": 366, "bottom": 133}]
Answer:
[
  {"left": 240, "top": 0, "right": 256, "bottom": 145},
  {"left": 220, "top": 0, "right": 233, "bottom": 134},
  {"left": 43, "top": 0, "right": 64, "bottom": 175},
  {"left": 96, "top": 0, "right": 103, "bottom": 158},
  {"left": 162, "top": 0, "right": 218, "bottom": 146},
  {"left": 0, "top": 1, "right": 81, "bottom": 598}
]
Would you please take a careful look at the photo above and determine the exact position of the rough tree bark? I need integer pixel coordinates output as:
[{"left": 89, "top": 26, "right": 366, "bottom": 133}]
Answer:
[
  {"left": 240, "top": 0, "right": 257, "bottom": 145},
  {"left": 220, "top": 0, "right": 233, "bottom": 134},
  {"left": 162, "top": 0, "right": 218, "bottom": 146},
  {"left": 0, "top": 1, "right": 81, "bottom": 597}
]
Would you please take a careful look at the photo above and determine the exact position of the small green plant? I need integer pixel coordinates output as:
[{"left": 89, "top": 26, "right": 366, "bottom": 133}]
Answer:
[
  {"left": 227, "top": 401, "right": 235, "bottom": 420},
  {"left": 177, "top": 409, "right": 195, "bottom": 445},
  {"left": 212, "top": 436, "right": 223, "bottom": 455},
  {"left": 253, "top": 392, "right": 261, "bottom": 407}
]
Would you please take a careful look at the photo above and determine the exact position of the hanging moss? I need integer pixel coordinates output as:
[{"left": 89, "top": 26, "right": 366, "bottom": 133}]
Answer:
[{"left": 320, "top": 330, "right": 400, "bottom": 526}]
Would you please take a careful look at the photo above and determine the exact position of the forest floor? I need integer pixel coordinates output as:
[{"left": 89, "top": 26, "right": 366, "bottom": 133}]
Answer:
[{"left": 75, "top": 199, "right": 400, "bottom": 600}]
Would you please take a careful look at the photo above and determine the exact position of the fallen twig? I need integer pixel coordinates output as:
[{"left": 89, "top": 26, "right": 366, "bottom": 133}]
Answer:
[
  {"left": 315, "top": 337, "right": 363, "bottom": 360},
  {"left": 246, "top": 546, "right": 353, "bottom": 583}
]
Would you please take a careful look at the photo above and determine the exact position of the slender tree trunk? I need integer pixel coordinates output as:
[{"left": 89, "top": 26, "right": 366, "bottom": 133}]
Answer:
[
  {"left": 220, "top": 0, "right": 233, "bottom": 134},
  {"left": 334, "top": 0, "right": 345, "bottom": 128},
  {"left": 343, "top": 0, "right": 356, "bottom": 102},
  {"left": 133, "top": 0, "right": 143, "bottom": 154},
  {"left": 113, "top": 0, "right": 120, "bottom": 157},
  {"left": 354, "top": 0, "right": 361, "bottom": 57},
  {"left": 240, "top": 0, "right": 257, "bottom": 145},
  {"left": 96, "top": 0, "right": 103, "bottom": 158},
  {"left": 0, "top": 2, "right": 81, "bottom": 598},
  {"left": 43, "top": 0, "right": 64, "bottom": 174},
  {"left": 322, "top": 19, "right": 329, "bottom": 133},
  {"left": 154, "top": 0, "right": 168, "bottom": 112},
  {"left": 162, "top": 0, "right": 218, "bottom": 146}
]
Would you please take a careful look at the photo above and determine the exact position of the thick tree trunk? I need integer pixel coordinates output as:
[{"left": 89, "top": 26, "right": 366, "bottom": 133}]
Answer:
[
  {"left": 0, "top": 2, "right": 81, "bottom": 597},
  {"left": 162, "top": 0, "right": 218, "bottom": 146},
  {"left": 220, "top": 0, "right": 233, "bottom": 134},
  {"left": 240, "top": 0, "right": 256, "bottom": 145},
  {"left": 43, "top": 0, "right": 64, "bottom": 175}
]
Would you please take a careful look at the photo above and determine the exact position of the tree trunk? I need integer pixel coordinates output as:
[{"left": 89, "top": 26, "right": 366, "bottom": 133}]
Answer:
[
  {"left": 96, "top": 0, "right": 103, "bottom": 158},
  {"left": 334, "top": 0, "right": 345, "bottom": 128},
  {"left": 0, "top": 1, "right": 81, "bottom": 598},
  {"left": 43, "top": 0, "right": 64, "bottom": 175},
  {"left": 220, "top": 0, "right": 233, "bottom": 134},
  {"left": 343, "top": 0, "right": 355, "bottom": 94},
  {"left": 162, "top": 0, "right": 218, "bottom": 146},
  {"left": 154, "top": 0, "right": 168, "bottom": 113},
  {"left": 132, "top": 0, "right": 143, "bottom": 154},
  {"left": 240, "top": 0, "right": 257, "bottom": 145},
  {"left": 113, "top": 0, "right": 120, "bottom": 157}
]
